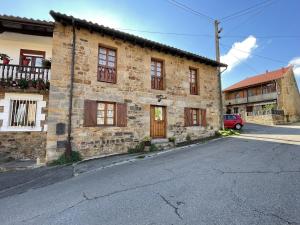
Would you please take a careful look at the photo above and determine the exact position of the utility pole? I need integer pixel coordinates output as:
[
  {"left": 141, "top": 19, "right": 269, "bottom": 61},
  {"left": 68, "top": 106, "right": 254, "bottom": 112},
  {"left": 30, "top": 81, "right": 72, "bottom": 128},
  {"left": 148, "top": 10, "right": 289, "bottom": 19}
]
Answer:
[{"left": 214, "top": 20, "right": 224, "bottom": 130}]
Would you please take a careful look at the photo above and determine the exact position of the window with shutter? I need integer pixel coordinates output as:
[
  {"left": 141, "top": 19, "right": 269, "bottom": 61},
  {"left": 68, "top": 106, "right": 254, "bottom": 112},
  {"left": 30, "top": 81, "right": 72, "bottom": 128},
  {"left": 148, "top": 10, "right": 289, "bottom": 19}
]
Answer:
[
  {"left": 116, "top": 103, "right": 127, "bottom": 127},
  {"left": 189, "top": 68, "right": 198, "bottom": 95},
  {"left": 201, "top": 109, "right": 207, "bottom": 127},
  {"left": 98, "top": 46, "right": 117, "bottom": 83},
  {"left": 84, "top": 100, "right": 97, "bottom": 127},
  {"left": 184, "top": 108, "right": 207, "bottom": 127},
  {"left": 84, "top": 100, "right": 127, "bottom": 127},
  {"left": 96, "top": 102, "right": 115, "bottom": 126}
]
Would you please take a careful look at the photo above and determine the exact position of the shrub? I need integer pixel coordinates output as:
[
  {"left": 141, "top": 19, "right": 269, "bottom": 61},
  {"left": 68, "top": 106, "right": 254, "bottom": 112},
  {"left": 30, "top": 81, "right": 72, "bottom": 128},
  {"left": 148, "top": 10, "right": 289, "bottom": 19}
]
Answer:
[
  {"left": 168, "top": 136, "right": 176, "bottom": 143},
  {"left": 217, "top": 129, "right": 240, "bottom": 137},
  {"left": 186, "top": 134, "right": 191, "bottom": 142},
  {"left": 50, "top": 151, "right": 82, "bottom": 165},
  {"left": 149, "top": 144, "right": 159, "bottom": 152}
]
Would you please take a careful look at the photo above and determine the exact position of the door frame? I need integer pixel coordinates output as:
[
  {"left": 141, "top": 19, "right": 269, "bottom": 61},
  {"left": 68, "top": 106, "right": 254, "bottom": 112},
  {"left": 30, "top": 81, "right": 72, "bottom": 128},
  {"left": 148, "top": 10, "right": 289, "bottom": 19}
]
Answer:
[{"left": 150, "top": 105, "right": 167, "bottom": 139}]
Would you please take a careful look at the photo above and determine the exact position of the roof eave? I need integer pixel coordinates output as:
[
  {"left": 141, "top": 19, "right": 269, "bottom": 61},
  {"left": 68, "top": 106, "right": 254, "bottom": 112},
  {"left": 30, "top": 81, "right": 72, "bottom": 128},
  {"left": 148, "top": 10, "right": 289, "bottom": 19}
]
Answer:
[{"left": 49, "top": 10, "right": 226, "bottom": 68}]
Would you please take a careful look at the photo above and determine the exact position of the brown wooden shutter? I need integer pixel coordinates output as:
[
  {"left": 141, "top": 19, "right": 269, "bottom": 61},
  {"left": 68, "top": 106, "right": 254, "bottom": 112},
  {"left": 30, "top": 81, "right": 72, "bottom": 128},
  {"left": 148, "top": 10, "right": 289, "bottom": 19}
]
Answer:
[
  {"left": 201, "top": 109, "right": 207, "bottom": 127},
  {"left": 84, "top": 100, "right": 97, "bottom": 127},
  {"left": 184, "top": 108, "right": 192, "bottom": 126},
  {"left": 116, "top": 103, "right": 127, "bottom": 127}
]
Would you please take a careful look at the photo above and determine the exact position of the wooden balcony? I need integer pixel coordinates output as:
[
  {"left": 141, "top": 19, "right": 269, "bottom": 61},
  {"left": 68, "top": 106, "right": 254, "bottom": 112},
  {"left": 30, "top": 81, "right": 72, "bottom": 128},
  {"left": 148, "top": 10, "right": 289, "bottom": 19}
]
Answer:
[
  {"left": 0, "top": 64, "right": 50, "bottom": 89},
  {"left": 151, "top": 76, "right": 164, "bottom": 90}
]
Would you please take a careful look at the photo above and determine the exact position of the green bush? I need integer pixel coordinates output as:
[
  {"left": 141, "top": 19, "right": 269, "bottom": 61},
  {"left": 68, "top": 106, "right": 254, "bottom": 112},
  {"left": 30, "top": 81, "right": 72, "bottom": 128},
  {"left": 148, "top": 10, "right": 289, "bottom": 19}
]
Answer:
[
  {"left": 168, "top": 136, "right": 176, "bottom": 143},
  {"left": 50, "top": 151, "right": 82, "bottom": 165},
  {"left": 149, "top": 144, "right": 159, "bottom": 152},
  {"left": 186, "top": 134, "right": 191, "bottom": 142},
  {"left": 217, "top": 129, "right": 240, "bottom": 137},
  {"left": 128, "top": 142, "right": 145, "bottom": 154}
]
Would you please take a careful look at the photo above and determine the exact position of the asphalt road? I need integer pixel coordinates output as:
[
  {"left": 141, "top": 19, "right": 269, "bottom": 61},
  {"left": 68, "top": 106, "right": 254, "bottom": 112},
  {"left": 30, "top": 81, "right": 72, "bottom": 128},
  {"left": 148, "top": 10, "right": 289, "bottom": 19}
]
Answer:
[{"left": 0, "top": 123, "right": 299, "bottom": 225}]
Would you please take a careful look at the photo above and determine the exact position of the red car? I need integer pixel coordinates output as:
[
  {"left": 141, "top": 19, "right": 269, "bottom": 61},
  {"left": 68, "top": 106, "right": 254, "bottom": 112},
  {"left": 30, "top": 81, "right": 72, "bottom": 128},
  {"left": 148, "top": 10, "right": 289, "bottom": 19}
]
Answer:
[{"left": 224, "top": 114, "right": 244, "bottom": 130}]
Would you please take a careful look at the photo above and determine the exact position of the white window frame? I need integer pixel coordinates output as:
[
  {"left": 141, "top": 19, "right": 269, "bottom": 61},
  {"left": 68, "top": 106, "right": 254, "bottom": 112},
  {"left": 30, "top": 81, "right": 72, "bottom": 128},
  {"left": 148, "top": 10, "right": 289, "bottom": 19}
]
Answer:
[{"left": 0, "top": 93, "right": 46, "bottom": 132}]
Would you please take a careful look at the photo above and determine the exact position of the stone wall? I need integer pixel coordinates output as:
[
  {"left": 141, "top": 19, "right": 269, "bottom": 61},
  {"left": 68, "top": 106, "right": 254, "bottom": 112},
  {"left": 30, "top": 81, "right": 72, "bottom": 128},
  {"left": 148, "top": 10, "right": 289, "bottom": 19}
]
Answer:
[
  {"left": 46, "top": 24, "right": 221, "bottom": 161},
  {"left": 0, "top": 88, "right": 49, "bottom": 163},
  {"left": 277, "top": 68, "right": 300, "bottom": 123},
  {"left": 245, "top": 114, "right": 285, "bottom": 125}
]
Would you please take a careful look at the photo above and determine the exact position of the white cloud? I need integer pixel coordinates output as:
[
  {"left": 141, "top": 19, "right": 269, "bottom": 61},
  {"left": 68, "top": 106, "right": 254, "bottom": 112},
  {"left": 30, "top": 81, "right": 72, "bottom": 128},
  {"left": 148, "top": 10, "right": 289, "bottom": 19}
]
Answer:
[
  {"left": 221, "top": 35, "right": 258, "bottom": 72},
  {"left": 288, "top": 57, "right": 300, "bottom": 77}
]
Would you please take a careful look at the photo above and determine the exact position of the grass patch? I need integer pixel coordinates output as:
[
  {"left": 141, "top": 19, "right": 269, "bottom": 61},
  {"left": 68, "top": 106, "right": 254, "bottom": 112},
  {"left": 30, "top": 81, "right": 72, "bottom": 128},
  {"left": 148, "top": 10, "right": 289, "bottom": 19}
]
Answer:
[
  {"left": 50, "top": 151, "right": 82, "bottom": 166},
  {"left": 217, "top": 129, "right": 240, "bottom": 137}
]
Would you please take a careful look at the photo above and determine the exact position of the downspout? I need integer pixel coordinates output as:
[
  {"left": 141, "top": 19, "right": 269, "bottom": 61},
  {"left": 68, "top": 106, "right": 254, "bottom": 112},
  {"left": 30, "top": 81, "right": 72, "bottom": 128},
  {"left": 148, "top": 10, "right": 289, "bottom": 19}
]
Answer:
[
  {"left": 66, "top": 19, "right": 76, "bottom": 158},
  {"left": 218, "top": 65, "right": 228, "bottom": 130}
]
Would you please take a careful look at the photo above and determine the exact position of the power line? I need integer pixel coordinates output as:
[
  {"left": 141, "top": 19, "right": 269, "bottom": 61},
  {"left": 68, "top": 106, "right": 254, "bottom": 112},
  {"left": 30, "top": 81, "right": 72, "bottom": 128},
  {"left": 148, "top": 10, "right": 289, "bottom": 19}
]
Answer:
[
  {"left": 220, "top": 0, "right": 274, "bottom": 22},
  {"left": 166, "top": 0, "right": 215, "bottom": 22},
  {"left": 222, "top": 1, "right": 276, "bottom": 36},
  {"left": 222, "top": 35, "right": 300, "bottom": 39}
]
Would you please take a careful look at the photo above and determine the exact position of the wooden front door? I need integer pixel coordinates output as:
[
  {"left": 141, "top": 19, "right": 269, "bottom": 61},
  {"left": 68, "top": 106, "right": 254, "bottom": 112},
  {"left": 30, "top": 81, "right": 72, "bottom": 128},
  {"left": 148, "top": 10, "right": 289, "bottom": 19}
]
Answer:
[{"left": 150, "top": 105, "right": 166, "bottom": 138}]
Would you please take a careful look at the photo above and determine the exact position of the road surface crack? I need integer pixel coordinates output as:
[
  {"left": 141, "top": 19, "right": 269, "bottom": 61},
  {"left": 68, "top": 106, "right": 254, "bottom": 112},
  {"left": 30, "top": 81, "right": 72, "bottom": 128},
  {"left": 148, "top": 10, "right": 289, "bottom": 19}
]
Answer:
[
  {"left": 158, "top": 193, "right": 183, "bottom": 220},
  {"left": 253, "top": 209, "right": 300, "bottom": 225}
]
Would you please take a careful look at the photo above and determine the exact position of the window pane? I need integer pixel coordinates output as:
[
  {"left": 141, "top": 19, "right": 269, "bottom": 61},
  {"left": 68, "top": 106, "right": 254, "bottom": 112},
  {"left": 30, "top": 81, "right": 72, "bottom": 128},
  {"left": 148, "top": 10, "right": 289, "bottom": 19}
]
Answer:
[
  {"left": 100, "top": 54, "right": 107, "bottom": 60},
  {"left": 107, "top": 118, "right": 114, "bottom": 125},
  {"left": 98, "top": 103, "right": 105, "bottom": 110},
  {"left": 108, "top": 62, "right": 115, "bottom": 67},
  {"left": 108, "top": 50, "right": 115, "bottom": 56},
  {"left": 154, "top": 107, "right": 163, "bottom": 121},
  {"left": 97, "top": 118, "right": 105, "bottom": 125},
  {"left": 108, "top": 56, "right": 115, "bottom": 61},
  {"left": 100, "top": 48, "right": 106, "bottom": 54}
]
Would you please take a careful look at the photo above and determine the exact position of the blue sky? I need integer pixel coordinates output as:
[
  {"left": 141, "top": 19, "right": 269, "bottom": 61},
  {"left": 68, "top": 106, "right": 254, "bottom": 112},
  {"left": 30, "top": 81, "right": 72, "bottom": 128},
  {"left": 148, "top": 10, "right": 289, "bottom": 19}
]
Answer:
[{"left": 3, "top": 0, "right": 300, "bottom": 88}]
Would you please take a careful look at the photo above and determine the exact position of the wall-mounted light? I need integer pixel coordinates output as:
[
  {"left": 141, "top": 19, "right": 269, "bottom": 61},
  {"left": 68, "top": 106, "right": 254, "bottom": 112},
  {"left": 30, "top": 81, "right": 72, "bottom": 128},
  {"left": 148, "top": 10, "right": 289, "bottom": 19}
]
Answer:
[{"left": 156, "top": 95, "right": 167, "bottom": 102}]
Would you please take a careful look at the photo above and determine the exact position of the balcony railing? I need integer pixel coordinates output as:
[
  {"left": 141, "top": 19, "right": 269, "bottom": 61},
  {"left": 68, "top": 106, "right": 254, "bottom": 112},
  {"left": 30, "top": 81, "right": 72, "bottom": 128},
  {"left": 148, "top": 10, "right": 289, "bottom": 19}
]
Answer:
[
  {"left": 225, "top": 92, "right": 277, "bottom": 105},
  {"left": 248, "top": 92, "right": 277, "bottom": 103},
  {"left": 151, "top": 76, "right": 164, "bottom": 90},
  {"left": 225, "top": 97, "right": 247, "bottom": 105},
  {"left": 0, "top": 64, "right": 51, "bottom": 83}
]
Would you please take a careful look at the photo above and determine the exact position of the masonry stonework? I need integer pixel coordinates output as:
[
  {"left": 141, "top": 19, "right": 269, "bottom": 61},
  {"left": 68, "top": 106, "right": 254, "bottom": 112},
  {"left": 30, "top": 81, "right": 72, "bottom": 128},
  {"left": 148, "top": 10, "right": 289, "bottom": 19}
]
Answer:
[
  {"left": 277, "top": 69, "right": 300, "bottom": 123},
  {"left": 46, "top": 24, "right": 221, "bottom": 161}
]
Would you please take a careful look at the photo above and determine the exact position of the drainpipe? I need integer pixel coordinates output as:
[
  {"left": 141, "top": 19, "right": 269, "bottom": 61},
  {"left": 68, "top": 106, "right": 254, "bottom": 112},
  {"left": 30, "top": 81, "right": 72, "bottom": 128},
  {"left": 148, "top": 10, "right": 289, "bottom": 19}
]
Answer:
[{"left": 66, "top": 19, "right": 76, "bottom": 159}]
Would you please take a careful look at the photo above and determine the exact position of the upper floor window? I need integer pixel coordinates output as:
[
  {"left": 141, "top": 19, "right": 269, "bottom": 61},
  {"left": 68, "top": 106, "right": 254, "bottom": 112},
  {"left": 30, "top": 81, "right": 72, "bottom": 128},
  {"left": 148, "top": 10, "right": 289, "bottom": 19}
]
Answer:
[
  {"left": 189, "top": 68, "right": 198, "bottom": 95},
  {"left": 20, "top": 49, "right": 45, "bottom": 67},
  {"left": 262, "top": 83, "right": 276, "bottom": 94},
  {"left": 98, "top": 46, "right": 117, "bottom": 83},
  {"left": 151, "top": 59, "right": 164, "bottom": 90}
]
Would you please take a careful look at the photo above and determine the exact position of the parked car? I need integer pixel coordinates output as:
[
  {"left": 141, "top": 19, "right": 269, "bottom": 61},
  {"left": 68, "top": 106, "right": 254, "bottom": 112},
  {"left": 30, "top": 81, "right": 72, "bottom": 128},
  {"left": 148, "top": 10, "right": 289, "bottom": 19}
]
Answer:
[{"left": 224, "top": 114, "right": 244, "bottom": 130}]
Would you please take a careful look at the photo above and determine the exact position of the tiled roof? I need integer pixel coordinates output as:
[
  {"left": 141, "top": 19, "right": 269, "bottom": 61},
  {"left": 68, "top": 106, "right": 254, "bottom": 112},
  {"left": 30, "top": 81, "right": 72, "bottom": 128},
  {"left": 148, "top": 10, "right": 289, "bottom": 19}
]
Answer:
[
  {"left": 0, "top": 14, "right": 53, "bottom": 36},
  {"left": 0, "top": 14, "right": 53, "bottom": 26},
  {"left": 223, "top": 67, "right": 291, "bottom": 92},
  {"left": 49, "top": 11, "right": 227, "bottom": 68}
]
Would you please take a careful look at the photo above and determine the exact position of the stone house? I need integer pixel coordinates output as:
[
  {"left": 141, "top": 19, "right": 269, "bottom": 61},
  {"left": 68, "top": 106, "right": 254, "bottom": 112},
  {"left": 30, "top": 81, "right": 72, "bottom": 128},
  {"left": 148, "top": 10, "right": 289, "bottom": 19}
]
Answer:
[
  {"left": 223, "top": 67, "right": 300, "bottom": 125},
  {"left": 0, "top": 15, "right": 53, "bottom": 163},
  {"left": 45, "top": 11, "right": 226, "bottom": 162}
]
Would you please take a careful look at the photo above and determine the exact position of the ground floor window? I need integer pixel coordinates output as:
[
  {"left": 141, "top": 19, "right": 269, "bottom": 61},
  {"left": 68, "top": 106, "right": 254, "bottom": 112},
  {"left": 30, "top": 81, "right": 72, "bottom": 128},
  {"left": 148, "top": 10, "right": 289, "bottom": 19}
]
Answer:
[
  {"left": 233, "top": 107, "right": 239, "bottom": 114},
  {"left": 0, "top": 93, "right": 46, "bottom": 131},
  {"left": 184, "top": 108, "right": 206, "bottom": 127},
  {"left": 97, "top": 102, "right": 115, "bottom": 126}
]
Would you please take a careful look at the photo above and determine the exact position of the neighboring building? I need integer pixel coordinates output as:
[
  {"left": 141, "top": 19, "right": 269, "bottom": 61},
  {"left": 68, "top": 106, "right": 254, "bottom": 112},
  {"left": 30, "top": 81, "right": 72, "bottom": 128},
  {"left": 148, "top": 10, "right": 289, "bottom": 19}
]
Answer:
[
  {"left": 223, "top": 67, "right": 300, "bottom": 125},
  {"left": 0, "top": 15, "right": 53, "bottom": 163},
  {"left": 45, "top": 11, "right": 226, "bottom": 161}
]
